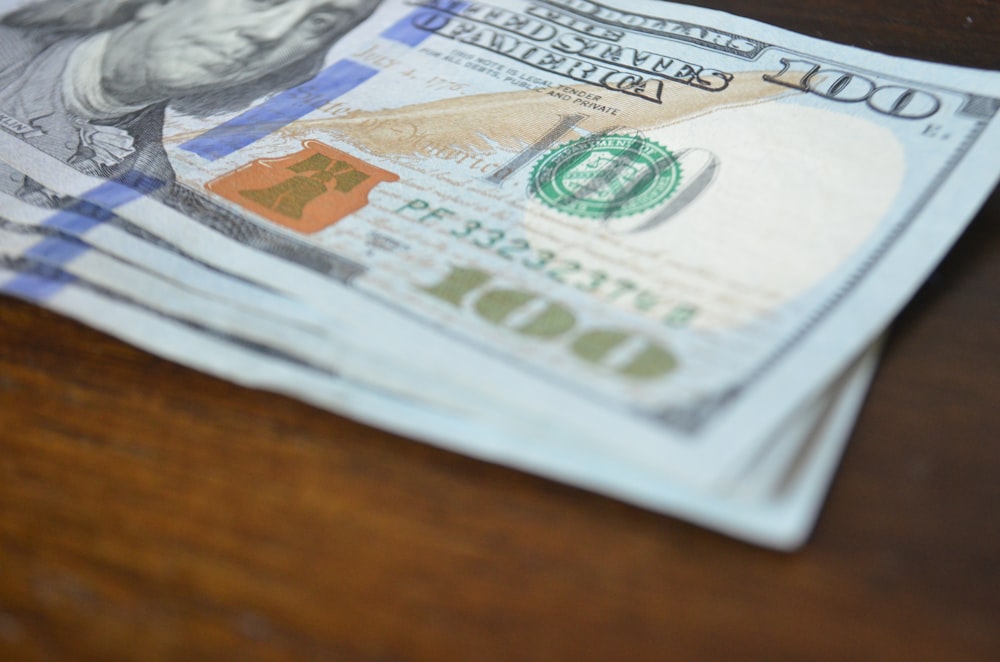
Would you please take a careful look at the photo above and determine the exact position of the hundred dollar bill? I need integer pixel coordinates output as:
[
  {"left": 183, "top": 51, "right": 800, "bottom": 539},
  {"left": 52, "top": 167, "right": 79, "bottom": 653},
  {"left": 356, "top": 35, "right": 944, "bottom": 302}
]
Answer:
[
  {"left": 0, "top": 172, "right": 884, "bottom": 538},
  {"left": 1, "top": 0, "right": 998, "bottom": 487},
  {"left": 0, "top": 148, "right": 713, "bottom": 490},
  {"left": 1, "top": 138, "right": 782, "bottom": 489},
  {"left": 0, "top": 245, "right": 880, "bottom": 548},
  {"left": 0, "top": 175, "right": 880, "bottom": 528}
]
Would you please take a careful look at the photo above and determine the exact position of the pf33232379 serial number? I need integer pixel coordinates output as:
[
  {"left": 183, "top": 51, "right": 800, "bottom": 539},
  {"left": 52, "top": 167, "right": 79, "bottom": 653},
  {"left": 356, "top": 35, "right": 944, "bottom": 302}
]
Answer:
[{"left": 397, "top": 199, "right": 699, "bottom": 328}]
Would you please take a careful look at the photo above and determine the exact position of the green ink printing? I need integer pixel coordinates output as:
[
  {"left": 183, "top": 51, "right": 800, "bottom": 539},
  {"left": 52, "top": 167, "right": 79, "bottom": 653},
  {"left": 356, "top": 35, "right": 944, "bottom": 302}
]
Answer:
[{"left": 531, "top": 134, "right": 682, "bottom": 220}]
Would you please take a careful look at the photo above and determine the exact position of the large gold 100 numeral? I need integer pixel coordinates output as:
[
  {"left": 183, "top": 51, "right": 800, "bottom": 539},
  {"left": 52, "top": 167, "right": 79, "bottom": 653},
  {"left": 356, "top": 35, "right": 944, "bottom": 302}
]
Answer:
[{"left": 422, "top": 266, "right": 677, "bottom": 380}]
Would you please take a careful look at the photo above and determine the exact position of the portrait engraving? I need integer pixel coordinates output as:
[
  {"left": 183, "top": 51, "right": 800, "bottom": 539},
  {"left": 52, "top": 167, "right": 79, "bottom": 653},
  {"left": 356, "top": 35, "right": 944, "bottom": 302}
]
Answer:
[{"left": 0, "top": 0, "right": 383, "bottom": 201}]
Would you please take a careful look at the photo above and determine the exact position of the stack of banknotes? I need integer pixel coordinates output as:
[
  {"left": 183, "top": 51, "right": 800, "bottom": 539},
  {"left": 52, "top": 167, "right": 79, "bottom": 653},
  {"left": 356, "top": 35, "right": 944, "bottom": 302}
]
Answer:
[{"left": 1, "top": 0, "right": 998, "bottom": 548}]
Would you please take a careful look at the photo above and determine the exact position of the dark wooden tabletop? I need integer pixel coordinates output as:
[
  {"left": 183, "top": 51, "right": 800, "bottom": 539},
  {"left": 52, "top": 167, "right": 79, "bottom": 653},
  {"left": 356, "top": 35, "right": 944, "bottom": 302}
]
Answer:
[{"left": 1, "top": 1, "right": 998, "bottom": 660}]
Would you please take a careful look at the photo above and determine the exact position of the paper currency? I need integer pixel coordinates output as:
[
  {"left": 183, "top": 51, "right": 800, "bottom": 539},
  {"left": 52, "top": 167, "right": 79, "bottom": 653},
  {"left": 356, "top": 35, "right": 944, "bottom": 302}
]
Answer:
[
  {"left": 1, "top": 0, "right": 998, "bottom": 546},
  {"left": 0, "top": 244, "right": 880, "bottom": 548},
  {"left": 0, "top": 170, "right": 881, "bottom": 551},
  {"left": 0, "top": 164, "right": 876, "bottom": 545}
]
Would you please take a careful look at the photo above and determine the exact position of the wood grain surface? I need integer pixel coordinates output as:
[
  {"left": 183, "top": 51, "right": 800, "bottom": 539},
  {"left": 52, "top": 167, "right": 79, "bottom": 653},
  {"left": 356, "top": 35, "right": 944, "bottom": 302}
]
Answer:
[{"left": 1, "top": 1, "right": 998, "bottom": 659}]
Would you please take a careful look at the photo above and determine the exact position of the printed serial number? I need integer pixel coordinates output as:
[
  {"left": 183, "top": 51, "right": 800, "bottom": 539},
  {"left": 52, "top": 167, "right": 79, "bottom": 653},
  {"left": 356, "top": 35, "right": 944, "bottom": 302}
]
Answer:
[{"left": 397, "top": 199, "right": 698, "bottom": 327}]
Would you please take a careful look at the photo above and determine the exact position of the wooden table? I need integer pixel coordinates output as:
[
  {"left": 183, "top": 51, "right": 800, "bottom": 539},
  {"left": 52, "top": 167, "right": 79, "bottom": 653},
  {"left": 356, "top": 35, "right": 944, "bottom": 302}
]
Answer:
[{"left": 1, "top": 1, "right": 998, "bottom": 659}]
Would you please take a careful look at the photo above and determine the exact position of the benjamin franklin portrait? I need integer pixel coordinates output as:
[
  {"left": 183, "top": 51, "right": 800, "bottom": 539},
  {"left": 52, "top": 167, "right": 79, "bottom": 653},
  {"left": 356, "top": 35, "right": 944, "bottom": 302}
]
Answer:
[{"left": 0, "top": 0, "right": 383, "bottom": 205}]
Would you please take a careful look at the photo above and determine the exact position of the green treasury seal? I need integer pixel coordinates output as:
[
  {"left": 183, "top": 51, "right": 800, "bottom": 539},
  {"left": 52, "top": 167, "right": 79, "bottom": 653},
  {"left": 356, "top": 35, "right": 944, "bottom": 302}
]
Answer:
[{"left": 531, "top": 134, "right": 682, "bottom": 220}]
